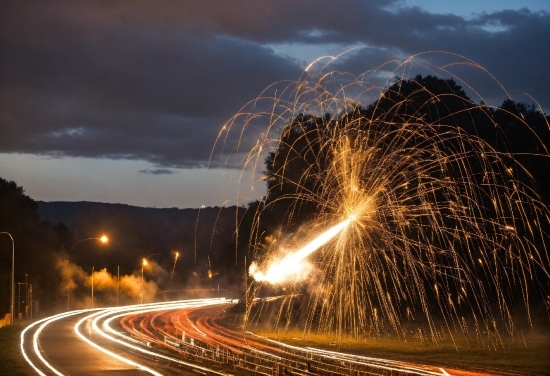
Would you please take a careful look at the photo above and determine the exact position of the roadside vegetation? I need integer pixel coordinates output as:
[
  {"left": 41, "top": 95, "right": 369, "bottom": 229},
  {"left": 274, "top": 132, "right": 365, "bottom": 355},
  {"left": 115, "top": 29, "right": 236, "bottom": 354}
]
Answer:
[
  {"left": 221, "top": 306, "right": 550, "bottom": 375},
  {"left": 0, "top": 324, "right": 33, "bottom": 375},
  {"left": 254, "top": 328, "right": 550, "bottom": 375}
]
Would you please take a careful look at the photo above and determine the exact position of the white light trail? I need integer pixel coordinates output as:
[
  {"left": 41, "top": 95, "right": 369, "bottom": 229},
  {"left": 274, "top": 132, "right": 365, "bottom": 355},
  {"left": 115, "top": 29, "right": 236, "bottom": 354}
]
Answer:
[
  {"left": 20, "top": 309, "right": 101, "bottom": 376},
  {"left": 22, "top": 297, "right": 451, "bottom": 376},
  {"left": 90, "top": 299, "right": 231, "bottom": 375},
  {"left": 250, "top": 217, "right": 352, "bottom": 283},
  {"left": 248, "top": 332, "right": 449, "bottom": 376},
  {"left": 22, "top": 299, "right": 232, "bottom": 376}
]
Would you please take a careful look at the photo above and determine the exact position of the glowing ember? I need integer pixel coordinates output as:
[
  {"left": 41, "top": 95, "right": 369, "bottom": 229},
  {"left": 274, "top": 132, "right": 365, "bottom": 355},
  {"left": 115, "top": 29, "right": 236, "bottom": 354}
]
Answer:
[{"left": 250, "top": 217, "right": 352, "bottom": 284}]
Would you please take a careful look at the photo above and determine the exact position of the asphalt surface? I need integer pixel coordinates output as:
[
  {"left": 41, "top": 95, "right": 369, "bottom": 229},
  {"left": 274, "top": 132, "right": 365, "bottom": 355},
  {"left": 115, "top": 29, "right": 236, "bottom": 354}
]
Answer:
[
  {"left": 21, "top": 299, "right": 503, "bottom": 376},
  {"left": 21, "top": 308, "right": 201, "bottom": 375}
]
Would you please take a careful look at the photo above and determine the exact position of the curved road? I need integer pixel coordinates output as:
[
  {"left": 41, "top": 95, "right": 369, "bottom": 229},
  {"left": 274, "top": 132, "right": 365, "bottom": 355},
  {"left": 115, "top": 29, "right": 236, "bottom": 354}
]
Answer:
[{"left": 21, "top": 298, "right": 494, "bottom": 375}]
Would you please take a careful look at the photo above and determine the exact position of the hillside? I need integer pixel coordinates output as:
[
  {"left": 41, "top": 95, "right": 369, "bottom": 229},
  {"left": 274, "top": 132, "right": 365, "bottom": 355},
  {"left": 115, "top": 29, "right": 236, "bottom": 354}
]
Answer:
[{"left": 37, "top": 201, "right": 246, "bottom": 297}]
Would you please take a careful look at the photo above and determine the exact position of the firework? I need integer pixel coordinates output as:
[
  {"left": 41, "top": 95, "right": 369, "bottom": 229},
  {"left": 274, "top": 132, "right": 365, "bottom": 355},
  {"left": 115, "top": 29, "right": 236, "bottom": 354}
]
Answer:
[
  {"left": 250, "top": 217, "right": 352, "bottom": 284},
  {"left": 214, "top": 52, "right": 550, "bottom": 345},
  {"left": 170, "top": 251, "right": 179, "bottom": 281}
]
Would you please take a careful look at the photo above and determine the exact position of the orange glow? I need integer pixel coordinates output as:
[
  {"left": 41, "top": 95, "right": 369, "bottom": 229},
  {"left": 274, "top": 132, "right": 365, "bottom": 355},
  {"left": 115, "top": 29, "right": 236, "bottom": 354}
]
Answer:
[
  {"left": 250, "top": 217, "right": 352, "bottom": 284},
  {"left": 100, "top": 235, "right": 108, "bottom": 243}
]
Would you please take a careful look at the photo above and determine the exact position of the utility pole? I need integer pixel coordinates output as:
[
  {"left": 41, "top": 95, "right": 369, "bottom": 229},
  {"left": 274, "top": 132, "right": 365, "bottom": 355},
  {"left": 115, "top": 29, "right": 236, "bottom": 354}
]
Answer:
[
  {"left": 0, "top": 232, "right": 14, "bottom": 325},
  {"left": 25, "top": 274, "right": 28, "bottom": 319},
  {"left": 91, "top": 266, "right": 94, "bottom": 308},
  {"left": 17, "top": 282, "right": 26, "bottom": 321},
  {"left": 29, "top": 284, "right": 32, "bottom": 320},
  {"left": 117, "top": 266, "right": 119, "bottom": 305},
  {"left": 244, "top": 255, "right": 247, "bottom": 327}
]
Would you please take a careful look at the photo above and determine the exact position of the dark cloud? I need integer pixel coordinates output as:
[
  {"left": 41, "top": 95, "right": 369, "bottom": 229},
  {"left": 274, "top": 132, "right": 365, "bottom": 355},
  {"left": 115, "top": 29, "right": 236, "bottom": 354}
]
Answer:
[
  {"left": 139, "top": 169, "right": 175, "bottom": 175},
  {"left": 1, "top": 1, "right": 548, "bottom": 169}
]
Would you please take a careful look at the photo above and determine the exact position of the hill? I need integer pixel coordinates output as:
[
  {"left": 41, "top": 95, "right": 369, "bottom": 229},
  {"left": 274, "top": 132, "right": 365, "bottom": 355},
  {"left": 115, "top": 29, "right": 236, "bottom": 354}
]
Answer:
[{"left": 37, "top": 201, "right": 246, "bottom": 299}]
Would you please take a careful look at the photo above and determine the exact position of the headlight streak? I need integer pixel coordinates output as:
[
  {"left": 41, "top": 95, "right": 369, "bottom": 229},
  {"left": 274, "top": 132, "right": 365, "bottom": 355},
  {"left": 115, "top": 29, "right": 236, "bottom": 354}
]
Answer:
[
  {"left": 73, "top": 309, "right": 166, "bottom": 376},
  {"left": 24, "top": 299, "right": 457, "bottom": 376},
  {"left": 248, "top": 332, "right": 447, "bottom": 376},
  {"left": 22, "top": 299, "right": 231, "bottom": 376},
  {"left": 78, "top": 298, "right": 232, "bottom": 376},
  {"left": 21, "top": 309, "right": 99, "bottom": 376}
]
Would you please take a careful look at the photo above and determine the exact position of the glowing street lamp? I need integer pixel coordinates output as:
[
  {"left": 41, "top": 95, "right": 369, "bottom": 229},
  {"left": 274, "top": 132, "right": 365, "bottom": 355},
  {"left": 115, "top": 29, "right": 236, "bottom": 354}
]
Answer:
[
  {"left": 140, "top": 253, "right": 158, "bottom": 306},
  {"left": 67, "top": 235, "right": 109, "bottom": 310},
  {"left": 0, "top": 232, "right": 14, "bottom": 325},
  {"left": 141, "top": 258, "right": 147, "bottom": 305}
]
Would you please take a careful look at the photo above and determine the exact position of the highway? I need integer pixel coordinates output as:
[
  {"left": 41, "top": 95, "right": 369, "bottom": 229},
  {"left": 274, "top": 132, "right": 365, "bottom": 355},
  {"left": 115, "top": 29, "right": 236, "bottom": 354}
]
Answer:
[{"left": 21, "top": 298, "right": 488, "bottom": 375}]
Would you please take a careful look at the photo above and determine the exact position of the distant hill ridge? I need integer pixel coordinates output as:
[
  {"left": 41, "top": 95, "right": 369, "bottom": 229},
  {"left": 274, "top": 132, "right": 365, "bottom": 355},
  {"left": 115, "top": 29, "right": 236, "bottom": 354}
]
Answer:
[
  {"left": 37, "top": 200, "right": 207, "bottom": 229},
  {"left": 36, "top": 200, "right": 242, "bottom": 282}
]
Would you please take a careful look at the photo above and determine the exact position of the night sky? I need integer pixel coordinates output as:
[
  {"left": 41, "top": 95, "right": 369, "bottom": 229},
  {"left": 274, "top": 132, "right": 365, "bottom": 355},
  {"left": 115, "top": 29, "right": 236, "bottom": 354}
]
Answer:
[{"left": 1, "top": 0, "right": 548, "bottom": 208}]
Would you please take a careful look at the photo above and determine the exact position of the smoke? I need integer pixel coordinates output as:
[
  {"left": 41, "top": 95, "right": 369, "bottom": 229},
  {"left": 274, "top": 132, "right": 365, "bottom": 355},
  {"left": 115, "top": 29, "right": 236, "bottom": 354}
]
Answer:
[
  {"left": 57, "top": 257, "right": 89, "bottom": 293},
  {"left": 56, "top": 256, "right": 163, "bottom": 308}
]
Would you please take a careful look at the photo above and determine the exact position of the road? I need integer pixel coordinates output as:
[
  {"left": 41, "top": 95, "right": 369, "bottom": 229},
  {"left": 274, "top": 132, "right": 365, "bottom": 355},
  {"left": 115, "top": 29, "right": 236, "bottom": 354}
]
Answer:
[{"left": 21, "top": 298, "right": 495, "bottom": 375}]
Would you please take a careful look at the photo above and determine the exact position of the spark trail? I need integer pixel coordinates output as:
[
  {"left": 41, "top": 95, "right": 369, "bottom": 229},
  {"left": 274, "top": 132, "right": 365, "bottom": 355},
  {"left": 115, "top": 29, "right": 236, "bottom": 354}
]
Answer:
[
  {"left": 249, "top": 217, "right": 352, "bottom": 284},
  {"left": 170, "top": 251, "right": 179, "bottom": 281},
  {"left": 213, "top": 52, "right": 550, "bottom": 345}
]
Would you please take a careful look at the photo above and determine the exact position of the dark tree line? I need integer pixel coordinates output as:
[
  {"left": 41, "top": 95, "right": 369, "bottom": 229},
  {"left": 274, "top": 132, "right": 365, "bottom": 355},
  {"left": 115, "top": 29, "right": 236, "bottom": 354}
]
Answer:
[
  {"left": 0, "top": 179, "right": 245, "bottom": 317},
  {"left": 240, "top": 75, "right": 550, "bottom": 321},
  {"left": 0, "top": 178, "right": 72, "bottom": 318},
  {"left": 244, "top": 75, "right": 550, "bottom": 252}
]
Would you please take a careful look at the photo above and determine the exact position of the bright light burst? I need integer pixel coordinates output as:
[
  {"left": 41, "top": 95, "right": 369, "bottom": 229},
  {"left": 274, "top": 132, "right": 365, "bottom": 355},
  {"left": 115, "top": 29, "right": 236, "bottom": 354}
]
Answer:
[
  {"left": 250, "top": 217, "right": 353, "bottom": 284},
  {"left": 213, "top": 52, "right": 550, "bottom": 345}
]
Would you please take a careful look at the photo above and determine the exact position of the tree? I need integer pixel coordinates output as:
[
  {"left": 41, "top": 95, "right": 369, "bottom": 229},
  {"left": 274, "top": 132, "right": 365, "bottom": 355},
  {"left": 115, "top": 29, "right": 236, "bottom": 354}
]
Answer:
[
  {"left": 245, "top": 75, "right": 550, "bottom": 338},
  {"left": 0, "top": 178, "right": 71, "bottom": 316}
]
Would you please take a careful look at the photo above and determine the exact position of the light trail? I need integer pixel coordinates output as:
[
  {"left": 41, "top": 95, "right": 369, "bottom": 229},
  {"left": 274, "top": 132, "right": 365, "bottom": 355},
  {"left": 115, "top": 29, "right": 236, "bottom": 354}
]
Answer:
[
  {"left": 93, "top": 300, "right": 230, "bottom": 375},
  {"left": 22, "top": 299, "right": 488, "bottom": 375},
  {"left": 250, "top": 217, "right": 352, "bottom": 283},
  {"left": 20, "top": 309, "right": 99, "bottom": 376},
  {"left": 22, "top": 299, "right": 233, "bottom": 376},
  {"left": 74, "top": 308, "right": 163, "bottom": 376}
]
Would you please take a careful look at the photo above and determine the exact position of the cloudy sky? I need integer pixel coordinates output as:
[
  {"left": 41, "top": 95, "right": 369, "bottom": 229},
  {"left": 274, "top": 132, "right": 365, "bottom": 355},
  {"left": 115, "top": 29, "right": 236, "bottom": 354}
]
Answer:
[{"left": 1, "top": 0, "right": 548, "bottom": 208}]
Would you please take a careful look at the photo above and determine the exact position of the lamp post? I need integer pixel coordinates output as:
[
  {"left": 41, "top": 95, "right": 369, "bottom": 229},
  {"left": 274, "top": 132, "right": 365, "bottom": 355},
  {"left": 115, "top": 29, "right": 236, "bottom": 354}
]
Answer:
[
  {"left": 117, "top": 266, "right": 119, "bottom": 306},
  {"left": 91, "top": 266, "right": 94, "bottom": 308},
  {"left": 0, "top": 232, "right": 14, "bottom": 325},
  {"left": 17, "top": 282, "right": 26, "bottom": 322},
  {"left": 140, "top": 253, "right": 158, "bottom": 306},
  {"left": 67, "top": 235, "right": 108, "bottom": 310},
  {"left": 141, "top": 259, "right": 147, "bottom": 305}
]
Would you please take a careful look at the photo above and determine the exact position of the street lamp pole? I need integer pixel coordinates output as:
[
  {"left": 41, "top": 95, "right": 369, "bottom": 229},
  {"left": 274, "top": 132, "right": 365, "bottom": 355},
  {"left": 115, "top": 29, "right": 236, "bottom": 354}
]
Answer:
[
  {"left": 0, "top": 232, "right": 14, "bottom": 325},
  {"left": 141, "top": 259, "right": 146, "bottom": 305},
  {"left": 91, "top": 266, "right": 94, "bottom": 308},
  {"left": 67, "top": 235, "right": 108, "bottom": 310},
  {"left": 117, "top": 266, "right": 119, "bottom": 306},
  {"left": 140, "top": 253, "right": 158, "bottom": 306},
  {"left": 17, "top": 282, "right": 25, "bottom": 322}
]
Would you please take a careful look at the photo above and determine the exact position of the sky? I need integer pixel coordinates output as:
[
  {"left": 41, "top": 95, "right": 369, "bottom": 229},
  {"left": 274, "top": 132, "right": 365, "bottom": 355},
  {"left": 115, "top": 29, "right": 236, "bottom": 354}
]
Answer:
[{"left": 1, "top": 0, "right": 549, "bottom": 209}]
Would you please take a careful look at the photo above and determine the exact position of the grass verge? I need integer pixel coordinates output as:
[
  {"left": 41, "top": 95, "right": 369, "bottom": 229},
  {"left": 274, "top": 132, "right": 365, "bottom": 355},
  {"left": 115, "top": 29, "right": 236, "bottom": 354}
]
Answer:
[
  {"left": 252, "top": 329, "right": 550, "bottom": 375},
  {"left": 0, "top": 324, "right": 34, "bottom": 375},
  {"left": 221, "top": 309, "right": 550, "bottom": 375}
]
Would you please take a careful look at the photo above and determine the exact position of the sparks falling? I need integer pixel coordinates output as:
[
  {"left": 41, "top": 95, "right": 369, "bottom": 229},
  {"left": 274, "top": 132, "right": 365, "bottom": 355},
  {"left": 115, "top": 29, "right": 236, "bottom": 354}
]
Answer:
[{"left": 214, "top": 52, "right": 550, "bottom": 344}]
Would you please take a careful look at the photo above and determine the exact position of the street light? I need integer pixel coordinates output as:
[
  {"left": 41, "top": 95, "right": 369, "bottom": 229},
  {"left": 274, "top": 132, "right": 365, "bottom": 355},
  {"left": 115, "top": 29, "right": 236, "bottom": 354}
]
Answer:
[
  {"left": 67, "top": 235, "right": 108, "bottom": 310},
  {"left": 0, "top": 232, "right": 14, "bottom": 325},
  {"left": 141, "top": 258, "right": 147, "bottom": 305},
  {"left": 140, "top": 253, "right": 158, "bottom": 305},
  {"left": 17, "top": 282, "right": 26, "bottom": 322}
]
